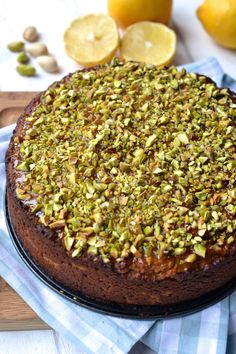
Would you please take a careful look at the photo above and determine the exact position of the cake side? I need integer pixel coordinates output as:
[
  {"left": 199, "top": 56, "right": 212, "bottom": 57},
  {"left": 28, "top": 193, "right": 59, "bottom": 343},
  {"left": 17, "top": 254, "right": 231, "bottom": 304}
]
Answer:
[
  {"left": 5, "top": 61, "right": 236, "bottom": 305},
  {"left": 6, "top": 187, "right": 236, "bottom": 305}
]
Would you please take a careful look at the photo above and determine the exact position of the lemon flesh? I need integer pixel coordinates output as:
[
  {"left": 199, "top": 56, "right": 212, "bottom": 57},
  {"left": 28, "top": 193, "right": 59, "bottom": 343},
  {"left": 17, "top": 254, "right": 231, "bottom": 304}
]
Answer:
[
  {"left": 64, "top": 14, "right": 120, "bottom": 67},
  {"left": 197, "top": 0, "right": 236, "bottom": 49},
  {"left": 108, "top": 0, "right": 172, "bottom": 29},
  {"left": 121, "top": 22, "right": 176, "bottom": 66}
]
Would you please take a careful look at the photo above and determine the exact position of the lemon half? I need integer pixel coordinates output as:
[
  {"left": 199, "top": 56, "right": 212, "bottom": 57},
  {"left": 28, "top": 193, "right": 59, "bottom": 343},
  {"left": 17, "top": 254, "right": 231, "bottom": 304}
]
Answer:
[
  {"left": 64, "top": 14, "right": 120, "bottom": 67},
  {"left": 121, "top": 22, "right": 176, "bottom": 66}
]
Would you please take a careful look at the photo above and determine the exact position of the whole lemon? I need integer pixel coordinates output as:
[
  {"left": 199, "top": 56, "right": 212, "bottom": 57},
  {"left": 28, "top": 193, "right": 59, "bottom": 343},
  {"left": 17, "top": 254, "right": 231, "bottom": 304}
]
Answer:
[
  {"left": 197, "top": 0, "right": 236, "bottom": 49},
  {"left": 108, "top": 0, "right": 172, "bottom": 29}
]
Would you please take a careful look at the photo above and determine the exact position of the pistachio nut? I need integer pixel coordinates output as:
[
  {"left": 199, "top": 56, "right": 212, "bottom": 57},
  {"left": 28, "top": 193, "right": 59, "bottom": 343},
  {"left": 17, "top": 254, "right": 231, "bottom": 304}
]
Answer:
[
  {"left": 17, "top": 52, "right": 30, "bottom": 64},
  {"left": 16, "top": 64, "right": 36, "bottom": 77},
  {"left": 7, "top": 41, "right": 24, "bottom": 52},
  {"left": 14, "top": 60, "right": 236, "bottom": 263}
]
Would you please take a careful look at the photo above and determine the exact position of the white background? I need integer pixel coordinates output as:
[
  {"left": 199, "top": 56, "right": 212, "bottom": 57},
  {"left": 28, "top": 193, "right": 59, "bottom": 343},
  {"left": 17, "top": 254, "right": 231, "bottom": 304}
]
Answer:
[{"left": 0, "top": 0, "right": 236, "bottom": 353}]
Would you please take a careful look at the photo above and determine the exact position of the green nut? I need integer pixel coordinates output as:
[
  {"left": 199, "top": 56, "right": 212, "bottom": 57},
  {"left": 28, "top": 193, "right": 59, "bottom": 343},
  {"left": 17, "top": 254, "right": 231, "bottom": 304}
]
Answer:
[
  {"left": 16, "top": 64, "right": 36, "bottom": 77},
  {"left": 185, "top": 253, "right": 197, "bottom": 263},
  {"left": 16, "top": 161, "right": 29, "bottom": 171},
  {"left": 194, "top": 244, "right": 206, "bottom": 258},
  {"left": 13, "top": 60, "right": 236, "bottom": 263},
  {"left": 17, "top": 52, "right": 29, "bottom": 64},
  {"left": 7, "top": 41, "right": 24, "bottom": 52}
]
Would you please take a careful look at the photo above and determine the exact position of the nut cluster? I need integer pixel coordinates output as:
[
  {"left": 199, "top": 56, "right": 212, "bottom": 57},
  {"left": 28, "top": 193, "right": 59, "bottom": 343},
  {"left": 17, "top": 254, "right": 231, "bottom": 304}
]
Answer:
[
  {"left": 7, "top": 26, "right": 59, "bottom": 76},
  {"left": 15, "top": 60, "right": 236, "bottom": 264}
]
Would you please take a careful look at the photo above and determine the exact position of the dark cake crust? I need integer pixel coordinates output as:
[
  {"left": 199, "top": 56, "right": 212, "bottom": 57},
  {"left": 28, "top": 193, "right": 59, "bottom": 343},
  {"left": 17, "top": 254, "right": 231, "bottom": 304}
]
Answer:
[{"left": 5, "top": 67, "right": 236, "bottom": 306}]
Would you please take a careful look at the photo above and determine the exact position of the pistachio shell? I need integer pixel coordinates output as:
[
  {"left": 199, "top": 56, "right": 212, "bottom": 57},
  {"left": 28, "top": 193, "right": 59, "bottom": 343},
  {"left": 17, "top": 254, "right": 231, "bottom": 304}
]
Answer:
[
  {"left": 25, "top": 42, "right": 48, "bottom": 57},
  {"left": 37, "top": 55, "right": 59, "bottom": 73},
  {"left": 23, "top": 26, "right": 39, "bottom": 42}
]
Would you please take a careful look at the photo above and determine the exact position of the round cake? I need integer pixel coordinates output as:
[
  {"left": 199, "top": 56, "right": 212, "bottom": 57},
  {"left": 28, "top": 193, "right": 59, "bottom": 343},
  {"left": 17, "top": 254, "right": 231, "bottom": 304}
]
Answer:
[{"left": 5, "top": 59, "right": 236, "bottom": 306}]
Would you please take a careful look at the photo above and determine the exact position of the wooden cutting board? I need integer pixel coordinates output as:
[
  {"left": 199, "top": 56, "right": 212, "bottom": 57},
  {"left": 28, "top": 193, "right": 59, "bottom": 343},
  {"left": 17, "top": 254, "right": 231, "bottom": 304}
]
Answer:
[
  {"left": 0, "top": 91, "right": 37, "bottom": 128},
  {"left": 0, "top": 91, "right": 49, "bottom": 331}
]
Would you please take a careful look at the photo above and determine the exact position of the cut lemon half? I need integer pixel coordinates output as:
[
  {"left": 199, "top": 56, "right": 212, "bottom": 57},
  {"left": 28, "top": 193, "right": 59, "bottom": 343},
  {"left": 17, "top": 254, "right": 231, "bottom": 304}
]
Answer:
[
  {"left": 120, "top": 22, "right": 176, "bottom": 66},
  {"left": 64, "top": 14, "right": 120, "bottom": 67}
]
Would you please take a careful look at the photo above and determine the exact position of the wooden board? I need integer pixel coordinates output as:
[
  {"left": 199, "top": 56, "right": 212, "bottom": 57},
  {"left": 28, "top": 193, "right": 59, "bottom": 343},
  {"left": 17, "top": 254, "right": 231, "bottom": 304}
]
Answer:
[
  {"left": 0, "top": 91, "right": 37, "bottom": 128},
  {"left": 0, "top": 278, "right": 49, "bottom": 331},
  {"left": 0, "top": 91, "right": 49, "bottom": 331}
]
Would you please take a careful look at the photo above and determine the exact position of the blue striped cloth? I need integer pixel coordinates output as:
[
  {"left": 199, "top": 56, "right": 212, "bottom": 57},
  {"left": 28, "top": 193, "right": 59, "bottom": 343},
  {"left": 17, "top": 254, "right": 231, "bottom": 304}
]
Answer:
[{"left": 0, "top": 57, "right": 236, "bottom": 354}]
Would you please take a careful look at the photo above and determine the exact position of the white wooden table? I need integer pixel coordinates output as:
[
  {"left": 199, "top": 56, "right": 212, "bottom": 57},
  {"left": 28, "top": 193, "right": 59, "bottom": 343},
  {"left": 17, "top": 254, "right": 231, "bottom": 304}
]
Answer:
[{"left": 0, "top": 0, "right": 236, "bottom": 353}]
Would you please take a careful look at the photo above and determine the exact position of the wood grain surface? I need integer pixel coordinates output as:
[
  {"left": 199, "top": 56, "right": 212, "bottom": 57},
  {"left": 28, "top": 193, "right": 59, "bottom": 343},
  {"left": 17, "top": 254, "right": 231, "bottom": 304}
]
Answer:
[
  {"left": 0, "top": 91, "right": 49, "bottom": 331},
  {"left": 0, "top": 92, "right": 37, "bottom": 128},
  {"left": 0, "top": 278, "right": 49, "bottom": 331}
]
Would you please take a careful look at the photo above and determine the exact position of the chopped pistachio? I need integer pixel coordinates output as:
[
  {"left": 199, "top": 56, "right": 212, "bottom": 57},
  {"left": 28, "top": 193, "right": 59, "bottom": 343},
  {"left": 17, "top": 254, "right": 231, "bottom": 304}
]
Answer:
[
  {"left": 16, "top": 161, "right": 29, "bottom": 172},
  {"left": 14, "top": 60, "right": 236, "bottom": 263},
  {"left": 185, "top": 253, "right": 197, "bottom": 263},
  {"left": 177, "top": 133, "right": 189, "bottom": 145},
  {"left": 119, "top": 196, "right": 128, "bottom": 205},
  {"left": 49, "top": 220, "right": 66, "bottom": 229},
  {"left": 174, "top": 247, "right": 186, "bottom": 256},
  {"left": 130, "top": 245, "right": 140, "bottom": 256},
  {"left": 80, "top": 227, "right": 94, "bottom": 235},
  {"left": 16, "top": 188, "right": 31, "bottom": 200},
  {"left": 45, "top": 204, "right": 53, "bottom": 216},
  {"left": 162, "top": 184, "right": 172, "bottom": 193},
  {"left": 145, "top": 134, "right": 157, "bottom": 148},
  {"left": 170, "top": 79, "right": 178, "bottom": 89},
  {"left": 64, "top": 237, "right": 74, "bottom": 251},
  {"left": 124, "top": 118, "right": 130, "bottom": 126},
  {"left": 194, "top": 244, "right": 206, "bottom": 258},
  {"left": 144, "top": 226, "right": 153, "bottom": 235},
  {"left": 153, "top": 167, "right": 163, "bottom": 174},
  {"left": 32, "top": 204, "right": 43, "bottom": 213},
  {"left": 198, "top": 156, "right": 208, "bottom": 164},
  {"left": 195, "top": 191, "right": 208, "bottom": 201},
  {"left": 227, "top": 236, "right": 234, "bottom": 244},
  {"left": 71, "top": 248, "right": 81, "bottom": 257},
  {"left": 119, "top": 162, "right": 130, "bottom": 171}
]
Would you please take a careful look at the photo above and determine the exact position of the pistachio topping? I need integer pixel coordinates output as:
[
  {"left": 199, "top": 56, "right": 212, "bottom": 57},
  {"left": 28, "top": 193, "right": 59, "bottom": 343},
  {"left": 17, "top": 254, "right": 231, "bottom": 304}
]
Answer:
[{"left": 15, "top": 60, "right": 236, "bottom": 264}]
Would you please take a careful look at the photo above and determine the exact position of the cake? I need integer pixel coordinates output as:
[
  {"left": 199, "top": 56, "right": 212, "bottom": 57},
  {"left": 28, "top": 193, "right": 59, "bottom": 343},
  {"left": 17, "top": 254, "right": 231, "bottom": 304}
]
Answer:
[{"left": 5, "top": 59, "right": 236, "bottom": 306}]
